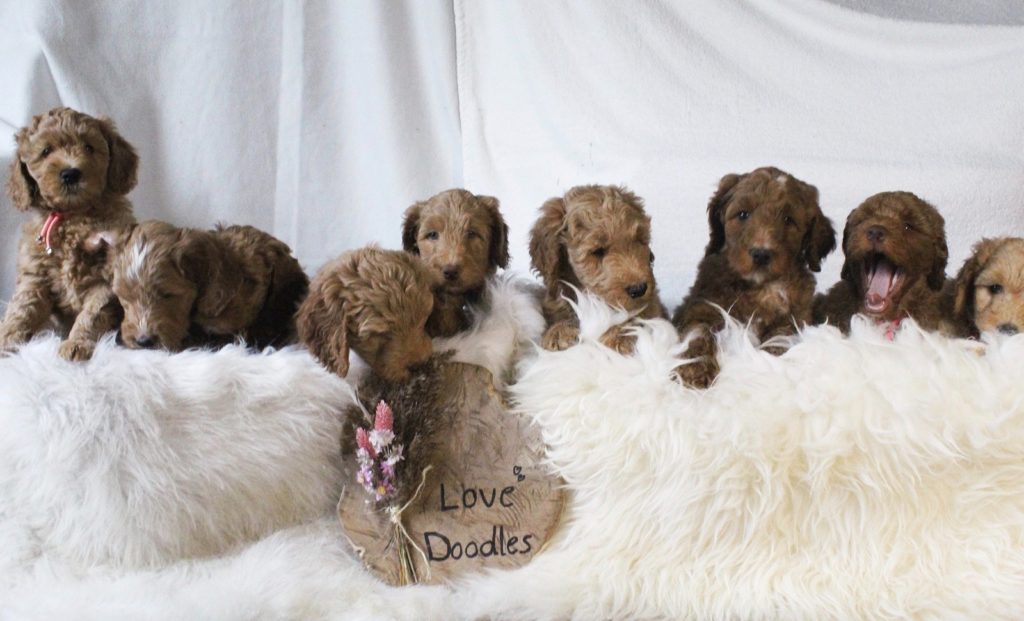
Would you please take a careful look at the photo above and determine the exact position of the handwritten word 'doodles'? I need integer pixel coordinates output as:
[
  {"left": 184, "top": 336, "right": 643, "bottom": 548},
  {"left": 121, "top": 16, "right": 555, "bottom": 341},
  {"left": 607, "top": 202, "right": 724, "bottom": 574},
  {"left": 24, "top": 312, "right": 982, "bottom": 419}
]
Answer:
[{"left": 424, "top": 526, "right": 535, "bottom": 562}]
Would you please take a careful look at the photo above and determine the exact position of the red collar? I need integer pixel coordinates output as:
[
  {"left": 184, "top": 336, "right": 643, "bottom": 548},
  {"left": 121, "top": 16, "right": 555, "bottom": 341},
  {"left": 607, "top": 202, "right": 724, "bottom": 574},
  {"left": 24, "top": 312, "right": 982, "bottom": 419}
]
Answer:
[{"left": 37, "top": 211, "right": 65, "bottom": 255}]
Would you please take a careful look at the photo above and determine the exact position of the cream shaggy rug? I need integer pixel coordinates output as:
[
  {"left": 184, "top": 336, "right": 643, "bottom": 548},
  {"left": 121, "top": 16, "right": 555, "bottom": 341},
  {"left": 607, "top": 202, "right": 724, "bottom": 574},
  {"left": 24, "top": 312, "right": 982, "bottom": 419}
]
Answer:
[{"left": 3, "top": 284, "right": 1024, "bottom": 620}]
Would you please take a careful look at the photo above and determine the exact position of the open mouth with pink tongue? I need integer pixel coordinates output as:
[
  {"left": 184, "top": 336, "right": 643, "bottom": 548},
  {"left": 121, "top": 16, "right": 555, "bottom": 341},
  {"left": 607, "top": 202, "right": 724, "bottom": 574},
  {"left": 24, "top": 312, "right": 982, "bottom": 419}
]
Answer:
[{"left": 862, "top": 254, "right": 903, "bottom": 314}]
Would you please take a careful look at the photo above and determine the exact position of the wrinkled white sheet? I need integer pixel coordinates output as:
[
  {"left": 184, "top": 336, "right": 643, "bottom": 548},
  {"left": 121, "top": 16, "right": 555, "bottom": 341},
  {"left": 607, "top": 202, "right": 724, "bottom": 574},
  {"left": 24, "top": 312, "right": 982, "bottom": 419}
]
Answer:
[{"left": 2, "top": 0, "right": 1023, "bottom": 304}]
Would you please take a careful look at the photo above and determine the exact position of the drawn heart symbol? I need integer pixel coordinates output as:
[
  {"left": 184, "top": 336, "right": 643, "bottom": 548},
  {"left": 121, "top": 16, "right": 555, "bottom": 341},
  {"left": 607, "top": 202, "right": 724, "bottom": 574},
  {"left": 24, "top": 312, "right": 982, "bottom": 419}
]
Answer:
[{"left": 513, "top": 465, "right": 525, "bottom": 482}]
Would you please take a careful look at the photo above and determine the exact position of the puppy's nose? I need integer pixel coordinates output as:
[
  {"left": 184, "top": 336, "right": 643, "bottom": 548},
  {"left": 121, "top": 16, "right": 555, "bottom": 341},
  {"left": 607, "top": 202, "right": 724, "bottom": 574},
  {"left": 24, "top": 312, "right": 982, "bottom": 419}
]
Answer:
[
  {"left": 442, "top": 265, "right": 460, "bottom": 282},
  {"left": 60, "top": 168, "right": 82, "bottom": 185},
  {"left": 750, "top": 248, "right": 773, "bottom": 267},
  {"left": 625, "top": 282, "right": 648, "bottom": 299},
  {"left": 134, "top": 335, "right": 157, "bottom": 349},
  {"left": 867, "top": 226, "right": 887, "bottom": 243},
  {"left": 998, "top": 323, "right": 1019, "bottom": 335}
]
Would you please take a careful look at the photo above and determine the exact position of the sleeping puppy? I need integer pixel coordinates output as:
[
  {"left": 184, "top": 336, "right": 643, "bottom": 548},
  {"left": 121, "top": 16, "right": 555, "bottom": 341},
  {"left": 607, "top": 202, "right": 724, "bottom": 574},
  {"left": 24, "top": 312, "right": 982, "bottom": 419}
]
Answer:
[
  {"left": 813, "top": 191, "right": 951, "bottom": 335},
  {"left": 92, "top": 220, "right": 308, "bottom": 351},
  {"left": 297, "top": 247, "right": 440, "bottom": 383},
  {"left": 529, "top": 184, "right": 666, "bottom": 353},
  {"left": 401, "top": 188, "right": 509, "bottom": 337},
  {"left": 673, "top": 167, "right": 836, "bottom": 388},
  {"left": 950, "top": 237, "right": 1024, "bottom": 338}
]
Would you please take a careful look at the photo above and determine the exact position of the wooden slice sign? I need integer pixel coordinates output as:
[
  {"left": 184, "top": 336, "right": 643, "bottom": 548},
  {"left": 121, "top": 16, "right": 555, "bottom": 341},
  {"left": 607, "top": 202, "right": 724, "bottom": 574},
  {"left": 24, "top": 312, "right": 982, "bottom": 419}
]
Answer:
[{"left": 338, "top": 362, "right": 565, "bottom": 585}]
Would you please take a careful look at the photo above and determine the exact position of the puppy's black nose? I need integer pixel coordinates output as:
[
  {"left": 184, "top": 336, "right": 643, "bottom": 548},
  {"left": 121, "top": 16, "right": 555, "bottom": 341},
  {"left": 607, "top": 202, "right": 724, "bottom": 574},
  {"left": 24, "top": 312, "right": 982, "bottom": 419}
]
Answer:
[
  {"left": 626, "top": 282, "right": 648, "bottom": 299},
  {"left": 998, "top": 323, "right": 1019, "bottom": 335},
  {"left": 135, "top": 335, "right": 156, "bottom": 349},
  {"left": 60, "top": 168, "right": 82, "bottom": 185},
  {"left": 442, "top": 265, "right": 460, "bottom": 282},
  {"left": 867, "top": 226, "right": 887, "bottom": 243},
  {"left": 750, "top": 248, "right": 773, "bottom": 267}
]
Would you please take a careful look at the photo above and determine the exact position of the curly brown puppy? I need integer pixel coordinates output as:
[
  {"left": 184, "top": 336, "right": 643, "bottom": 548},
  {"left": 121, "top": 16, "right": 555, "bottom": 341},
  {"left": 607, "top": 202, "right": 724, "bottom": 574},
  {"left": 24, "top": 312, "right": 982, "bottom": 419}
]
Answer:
[
  {"left": 529, "top": 184, "right": 666, "bottom": 353},
  {"left": 950, "top": 237, "right": 1024, "bottom": 338},
  {"left": 813, "top": 191, "right": 951, "bottom": 335},
  {"left": 0, "top": 107, "right": 138, "bottom": 361},
  {"left": 672, "top": 167, "right": 836, "bottom": 388},
  {"left": 297, "top": 247, "right": 439, "bottom": 383},
  {"left": 89, "top": 220, "right": 308, "bottom": 351},
  {"left": 401, "top": 188, "right": 509, "bottom": 337}
]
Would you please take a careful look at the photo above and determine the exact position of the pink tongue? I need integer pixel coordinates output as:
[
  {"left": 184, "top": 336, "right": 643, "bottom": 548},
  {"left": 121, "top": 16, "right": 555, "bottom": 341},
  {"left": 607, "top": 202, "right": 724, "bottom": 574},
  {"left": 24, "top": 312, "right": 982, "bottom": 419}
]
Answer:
[{"left": 866, "top": 261, "right": 894, "bottom": 308}]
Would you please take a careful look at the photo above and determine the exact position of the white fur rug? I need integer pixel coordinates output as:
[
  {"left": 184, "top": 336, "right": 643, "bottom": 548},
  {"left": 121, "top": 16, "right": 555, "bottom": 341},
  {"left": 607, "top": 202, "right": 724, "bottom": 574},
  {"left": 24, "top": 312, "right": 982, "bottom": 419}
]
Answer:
[{"left": 3, "top": 284, "right": 1024, "bottom": 620}]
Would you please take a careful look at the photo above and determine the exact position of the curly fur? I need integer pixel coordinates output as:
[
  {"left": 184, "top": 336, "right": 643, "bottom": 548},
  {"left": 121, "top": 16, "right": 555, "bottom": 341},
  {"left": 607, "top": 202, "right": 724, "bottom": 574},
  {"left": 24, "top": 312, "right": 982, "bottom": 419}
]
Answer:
[
  {"left": 89, "top": 220, "right": 308, "bottom": 351},
  {"left": 529, "top": 184, "right": 666, "bottom": 354},
  {"left": 402, "top": 188, "right": 510, "bottom": 337},
  {"left": 297, "top": 246, "right": 439, "bottom": 383},
  {"left": 0, "top": 107, "right": 138, "bottom": 361},
  {"left": 673, "top": 167, "right": 836, "bottom": 388},
  {"left": 813, "top": 191, "right": 952, "bottom": 334},
  {"left": 950, "top": 237, "right": 1024, "bottom": 338}
]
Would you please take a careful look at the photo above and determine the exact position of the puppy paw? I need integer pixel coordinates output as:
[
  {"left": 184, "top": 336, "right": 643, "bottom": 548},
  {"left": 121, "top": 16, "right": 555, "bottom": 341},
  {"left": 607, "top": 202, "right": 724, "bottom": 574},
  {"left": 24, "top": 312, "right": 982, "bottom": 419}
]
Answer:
[
  {"left": 762, "top": 344, "right": 789, "bottom": 357},
  {"left": 674, "top": 356, "right": 719, "bottom": 389},
  {"left": 600, "top": 324, "right": 637, "bottom": 355},
  {"left": 58, "top": 338, "right": 95, "bottom": 362},
  {"left": 541, "top": 323, "right": 580, "bottom": 351}
]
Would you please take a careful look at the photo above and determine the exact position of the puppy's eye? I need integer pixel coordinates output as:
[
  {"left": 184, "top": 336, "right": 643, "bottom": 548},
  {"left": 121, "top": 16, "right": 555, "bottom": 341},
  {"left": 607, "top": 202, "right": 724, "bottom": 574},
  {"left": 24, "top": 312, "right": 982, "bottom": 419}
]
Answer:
[
  {"left": 40, "top": 146, "right": 52, "bottom": 158},
  {"left": 736, "top": 210, "right": 750, "bottom": 221},
  {"left": 158, "top": 291, "right": 175, "bottom": 300},
  {"left": 85, "top": 144, "right": 95, "bottom": 154},
  {"left": 784, "top": 216, "right": 796, "bottom": 227},
  {"left": 649, "top": 250, "right": 655, "bottom": 263},
  {"left": 904, "top": 223, "right": 915, "bottom": 232},
  {"left": 467, "top": 230, "right": 481, "bottom": 240},
  {"left": 989, "top": 284, "right": 1004, "bottom": 295},
  {"left": 592, "top": 247, "right": 608, "bottom": 259},
  {"left": 424, "top": 231, "right": 439, "bottom": 241}
]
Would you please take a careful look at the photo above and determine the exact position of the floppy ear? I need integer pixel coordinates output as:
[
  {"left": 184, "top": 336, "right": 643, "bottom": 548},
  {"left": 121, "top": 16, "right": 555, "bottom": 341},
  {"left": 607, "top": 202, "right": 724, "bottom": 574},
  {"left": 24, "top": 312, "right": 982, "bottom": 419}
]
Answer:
[
  {"left": 953, "top": 238, "right": 997, "bottom": 323},
  {"left": 798, "top": 186, "right": 836, "bottom": 273},
  {"left": 838, "top": 212, "right": 858, "bottom": 285},
  {"left": 401, "top": 202, "right": 424, "bottom": 254},
  {"left": 705, "top": 173, "right": 741, "bottom": 256},
  {"left": 174, "top": 229, "right": 237, "bottom": 316},
  {"left": 6, "top": 127, "right": 39, "bottom": 211},
  {"left": 928, "top": 226, "right": 950, "bottom": 291},
  {"left": 97, "top": 116, "right": 139, "bottom": 195},
  {"left": 297, "top": 291, "right": 350, "bottom": 377},
  {"left": 529, "top": 196, "right": 567, "bottom": 288},
  {"left": 477, "top": 194, "right": 510, "bottom": 269}
]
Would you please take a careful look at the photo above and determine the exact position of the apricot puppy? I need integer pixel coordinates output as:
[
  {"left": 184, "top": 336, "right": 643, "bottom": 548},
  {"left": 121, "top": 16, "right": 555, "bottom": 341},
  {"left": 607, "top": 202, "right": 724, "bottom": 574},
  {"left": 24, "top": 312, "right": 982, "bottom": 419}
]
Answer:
[
  {"left": 951, "top": 237, "right": 1024, "bottom": 338},
  {"left": 1, "top": 107, "right": 138, "bottom": 361},
  {"left": 673, "top": 167, "right": 835, "bottom": 388},
  {"left": 813, "top": 191, "right": 950, "bottom": 334},
  {"left": 530, "top": 184, "right": 666, "bottom": 353},
  {"left": 95, "top": 220, "right": 308, "bottom": 351},
  {"left": 297, "top": 247, "right": 439, "bottom": 383},
  {"left": 402, "top": 188, "right": 509, "bottom": 337}
]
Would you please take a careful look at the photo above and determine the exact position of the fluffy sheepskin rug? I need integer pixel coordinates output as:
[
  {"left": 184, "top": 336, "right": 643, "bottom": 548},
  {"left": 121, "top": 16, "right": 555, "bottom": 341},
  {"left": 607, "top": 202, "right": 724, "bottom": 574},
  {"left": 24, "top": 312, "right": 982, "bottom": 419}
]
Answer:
[{"left": 3, "top": 283, "right": 1024, "bottom": 620}]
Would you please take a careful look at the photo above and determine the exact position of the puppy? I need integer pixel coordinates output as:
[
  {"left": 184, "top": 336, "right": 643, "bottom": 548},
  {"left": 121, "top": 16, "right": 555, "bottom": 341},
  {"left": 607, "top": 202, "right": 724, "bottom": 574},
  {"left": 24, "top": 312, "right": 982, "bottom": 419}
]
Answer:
[
  {"left": 402, "top": 188, "right": 509, "bottom": 337},
  {"left": 813, "top": 191, "right": 951, "bottom": 334},
  {"left": 1, "top": 107, "right": 138, "bottom": 361},
  {"left": 673, "top": 167, "right": 836, "bottom": 388},
  {"left": 950, "top": 237, "right": 1024, "bottom": 338},
  {"left": 91, "top": 221, "right": 309, "bottom": 351},
  {"left": 297, "top": 247, "right": 439, "bottom": 383},
  {"left": 529, "top": 184, "right": 665, "bottom": 353}
]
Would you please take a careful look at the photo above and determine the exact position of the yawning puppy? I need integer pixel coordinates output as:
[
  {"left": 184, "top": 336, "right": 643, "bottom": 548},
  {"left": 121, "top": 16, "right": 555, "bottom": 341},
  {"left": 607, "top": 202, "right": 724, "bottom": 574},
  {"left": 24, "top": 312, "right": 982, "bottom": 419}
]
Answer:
[
  {"left": 813, "top": 191, "right": 951, "bottom": 334},
  {"left": 402, "top": 188, "right": 509, "bottom": 337},
  {"left": 673, "top": 167, "right": 836, "bottom": 388},
  {"left": 950, "top": 237, "right": 1024, "bottom": 338},
  {"left": 529, "top": 184, "right": 666, "bottom": 353}
]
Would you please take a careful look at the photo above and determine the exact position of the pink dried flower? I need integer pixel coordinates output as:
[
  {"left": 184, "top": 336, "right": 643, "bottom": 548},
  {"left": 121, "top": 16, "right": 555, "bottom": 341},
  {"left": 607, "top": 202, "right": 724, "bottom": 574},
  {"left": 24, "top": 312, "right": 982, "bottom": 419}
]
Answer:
[
  {"left": 356, "top": 427, "right": 376, "bottom": 459},
  {"left": 374, "top": 400, "right": 393, "bottom": 433}
]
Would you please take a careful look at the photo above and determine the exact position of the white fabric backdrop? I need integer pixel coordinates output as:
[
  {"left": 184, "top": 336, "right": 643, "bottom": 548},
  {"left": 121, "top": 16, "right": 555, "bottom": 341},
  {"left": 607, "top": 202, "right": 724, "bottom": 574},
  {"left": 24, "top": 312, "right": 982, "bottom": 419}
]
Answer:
[{"left": 2, "top": 0, "right": 1023, "bottom": 306}]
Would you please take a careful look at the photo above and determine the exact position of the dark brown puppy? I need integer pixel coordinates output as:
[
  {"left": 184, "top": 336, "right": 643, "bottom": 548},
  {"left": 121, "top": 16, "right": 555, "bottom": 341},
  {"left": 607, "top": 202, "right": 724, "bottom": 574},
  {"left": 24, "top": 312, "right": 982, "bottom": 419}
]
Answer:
[
  {"left": 529, "top": 184, "right": 666, "bottom": 353},
  {"left": 673, "top": 167, "right": 836, "bottom": 388},
  {"left": 0, "top": 107, "right": 138, "bottom": 361},
  {"left": 813, "top": 191, "right": 951, "bottom": 334},
  {"left": 950, "top": 237, "right": 1024, "bottom": 338},
  {"left": 92, "top": 220, "right": 309, "bottom": 351},
  {"left": 402, "top": 188, "right": 509, "bottom": 337}
]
